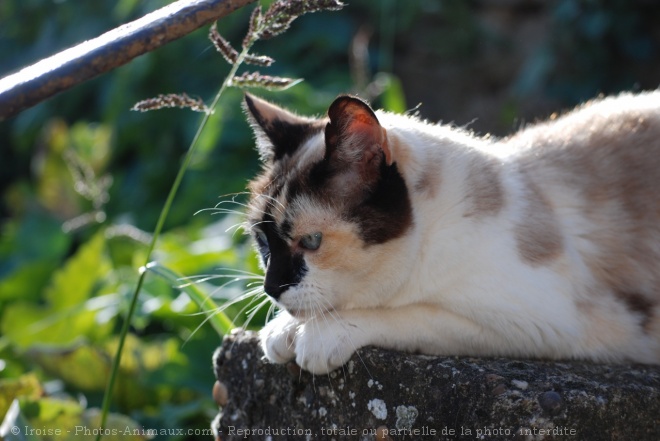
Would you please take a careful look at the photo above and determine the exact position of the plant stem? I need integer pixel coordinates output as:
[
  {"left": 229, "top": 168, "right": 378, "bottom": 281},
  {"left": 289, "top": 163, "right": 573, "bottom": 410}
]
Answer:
[{"left": 96, "top": 44, "right": 251, "bottom": 441}]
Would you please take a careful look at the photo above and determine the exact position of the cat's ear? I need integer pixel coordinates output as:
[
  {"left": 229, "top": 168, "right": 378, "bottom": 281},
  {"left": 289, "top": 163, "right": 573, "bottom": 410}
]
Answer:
[
  {"left": 243, "top": 93, "right": 318, "bottom": 162},
  {"left": 324, "top": 95, "right": 393, "bottom": 180}
]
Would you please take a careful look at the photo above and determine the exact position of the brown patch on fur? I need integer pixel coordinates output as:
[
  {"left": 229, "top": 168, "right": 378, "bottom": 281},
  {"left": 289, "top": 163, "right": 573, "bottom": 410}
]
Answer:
[
  {"left": 515, "top": 175, "right": 563, "bottom": 266},
  {"left": 510, "top": 103, "right": 660, "bottom": 334},
  {"left": 580, "top": 299, "right": 638, "bottom": 352},
  {"left": 645, "top": 305, "right": 660, "bottom": 337},
  {"left": 384, "top": 132, "right": 440, "bottom": 198},
  {"left": 384, "top": 131, "right": 411, "bottom": 167},
  {"left": 308, "top": 225, "right": 362, "bottom": 271},
  {"left": 616, "top": 291, "right": 655, "bottom": 333},
  {"left": 463, "top": 156, "right": 504, "bottom": 218},
  {"left": 414, "top": 167, "right": 440, "bottom": 198}
]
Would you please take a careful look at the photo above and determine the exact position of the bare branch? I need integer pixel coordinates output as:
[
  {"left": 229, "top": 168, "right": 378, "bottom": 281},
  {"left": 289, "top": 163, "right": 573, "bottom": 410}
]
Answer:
[{"left": 0, "top": 0, "right": 257, "bottom": 121}]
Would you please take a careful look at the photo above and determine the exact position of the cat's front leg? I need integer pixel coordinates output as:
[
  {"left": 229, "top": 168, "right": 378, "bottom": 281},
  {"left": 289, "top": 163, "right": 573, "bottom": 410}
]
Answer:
[
  {"left": 259, "top": 310, "right": 300, "bottom": 364},
  {"left": 294, "top": 305, "right": 491, "bottom": 374},
  {"left": 294, "top": 313, "right": 370, "bottom": 375}
]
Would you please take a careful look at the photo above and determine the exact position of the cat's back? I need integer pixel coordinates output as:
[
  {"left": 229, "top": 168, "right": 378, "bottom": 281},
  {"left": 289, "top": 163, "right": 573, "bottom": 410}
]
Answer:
[
  {"left": 505, "top": 91, "right": 660, "bottom": 218},
  {"left": 501, "top": 91, "right": 660, "bottom": 341},
  {"left": 502, "top": 91, "right": 660, "bottom": 215},
  {"left": 504, "top": 91, "right": 660, "bottom": 157}
]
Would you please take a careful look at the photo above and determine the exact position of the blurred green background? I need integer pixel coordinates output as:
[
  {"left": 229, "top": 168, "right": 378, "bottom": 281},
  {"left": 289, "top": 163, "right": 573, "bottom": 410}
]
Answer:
[{"left": 0, "top": 0, "right": 659, "bottom": 439}]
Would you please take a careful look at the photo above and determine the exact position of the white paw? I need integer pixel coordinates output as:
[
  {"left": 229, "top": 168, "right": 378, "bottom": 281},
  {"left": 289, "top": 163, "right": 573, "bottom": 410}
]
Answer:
[
  {"left": 259, "top": 311, "right": 299, "bottom": 364},
  {"left": 294, "top": 317, "right": 362, "bottom": 375}
]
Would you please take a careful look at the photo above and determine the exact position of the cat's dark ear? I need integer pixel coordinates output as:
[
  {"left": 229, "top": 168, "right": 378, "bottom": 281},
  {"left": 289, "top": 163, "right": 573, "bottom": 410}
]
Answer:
[
  {"left": 243, "top": 93, "right": 318, "bottom": 162},
  {"left": 324, "top": 95, "right": 393, "bottom": 181}
]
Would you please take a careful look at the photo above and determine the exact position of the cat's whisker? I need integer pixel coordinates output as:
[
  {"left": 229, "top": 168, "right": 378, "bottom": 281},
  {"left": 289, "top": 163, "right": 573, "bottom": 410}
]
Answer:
[
  {"left": 220, "top": 199, "right": 271, "bottom": 218},
  {"left": 318, "top": 296, "right": 374, "bottom": 381},
  {"left": 177, "top": 273, "right": 262, "bottom": 289},
  {"left": 211, "top": 268, "right": 264, "bottom": 277},
  {"left": 228, "top": 291, "right": 267, "bottom": 328},
  {"left": 194, "top": 207, "right": 246, "bottom": 217},
  {"left": 243, "top": 297, "right": 271, "bottom": 330},
  {"left": 225, "top": 222, "right": 252, "bottom": 239},
  {"left": 183, "top": 268, "right": 264, "bottom": 320},
  {"left": 180, "top": 272, "right": 264, "bottom": 344},
  {"left": 247, "top": 220, "right": 275, "bottom": 230},
  {"left": 183, "top": 296, "right": 251, "bottom": 347},
  {"left": 182, "top": 286, "right": 265, "bottom": 321},
  {"left": 312, "top": 297, "right": 347, "bottom": 384},
  {"left": 254, "top": 193, "right": 286, "bottom": 217},
  {"left": 266, "top": 301, "right": 278, "bottom": 326},
  {"left": 255, "top": 192, "right": 286, "bottom": 210},
  {"left": 217, "top": 191, "right": 251, "bottom": 199}
]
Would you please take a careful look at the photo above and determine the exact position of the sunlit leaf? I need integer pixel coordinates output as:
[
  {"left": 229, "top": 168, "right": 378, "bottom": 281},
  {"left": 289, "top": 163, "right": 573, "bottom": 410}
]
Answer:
[
  {"left": 2, "top": 397, "right": 150, "bottom": 441},
  {"left": 0, "top": 300, "right": 113, "bottom": 349},
  {"left": 0, "top": 374, "right": 42, "bottom": 420},
  {"left": 27, "top": 345, "right": 110, "bottom": 392},
  {"left": 0, "top": 261, "right": 57, "bottom": 302},
  {"left": 0, "top": 229, "right": 117, "bottom": 347},
  {"left": 44, "top": 231, "right": 111, "bottom": 309}
]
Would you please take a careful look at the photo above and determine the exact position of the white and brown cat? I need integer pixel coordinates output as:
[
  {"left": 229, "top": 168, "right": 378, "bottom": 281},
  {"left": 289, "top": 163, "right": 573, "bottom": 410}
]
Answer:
[{"left": 242, "top": 91, "right": 660, "bottom": 374}]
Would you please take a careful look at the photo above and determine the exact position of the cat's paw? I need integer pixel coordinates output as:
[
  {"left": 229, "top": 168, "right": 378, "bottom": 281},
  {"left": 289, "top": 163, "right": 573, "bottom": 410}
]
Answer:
[
  {"left": 259, "top": 312, "right": 299, "bottom": 364},
  {"left": 294, "top": 317, "right": 361, "bottom": 375}
]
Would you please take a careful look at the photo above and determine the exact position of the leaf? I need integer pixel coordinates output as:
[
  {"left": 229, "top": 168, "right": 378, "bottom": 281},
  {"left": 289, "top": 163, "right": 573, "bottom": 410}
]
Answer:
[
  {"left": 44, "top": 231, "right": 111, "bottom": 309},
  {"left": 25, "top": 335, "right": 197, "bottom": 410},
  {"left": 1, "top": 397, "right": 151, "bottom": 441},
  {"left": 27, "top": 344, "right": 110, "bottom": 392},
  {"left": 0, "top": 260, "right": 58, "bottom": 302},
  {"left": 2, "top": 231, "right": 116, "bottom": 348},
  {"left": 1, "top": 302, "right": 93, "bottom": 348},
  {"left": 0, "top": 374, "right": 43, "bottom": 421}
]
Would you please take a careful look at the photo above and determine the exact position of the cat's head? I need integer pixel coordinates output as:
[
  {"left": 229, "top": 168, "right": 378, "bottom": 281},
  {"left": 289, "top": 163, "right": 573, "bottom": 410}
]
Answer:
[{"left": 244, "top": 94, "right": 413, "bottom": 316}]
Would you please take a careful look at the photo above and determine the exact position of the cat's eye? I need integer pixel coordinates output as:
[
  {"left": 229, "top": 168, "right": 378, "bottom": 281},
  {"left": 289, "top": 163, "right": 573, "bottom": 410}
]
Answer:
[{"left": 299, "top": 232, "right": 323, "bottom": 251}]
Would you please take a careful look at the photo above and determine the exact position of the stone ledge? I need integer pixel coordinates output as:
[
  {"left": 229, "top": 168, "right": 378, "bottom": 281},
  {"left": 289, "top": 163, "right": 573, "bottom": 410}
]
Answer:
[{"left": 211, "top": 330, "right": 660, "bottom": 441}]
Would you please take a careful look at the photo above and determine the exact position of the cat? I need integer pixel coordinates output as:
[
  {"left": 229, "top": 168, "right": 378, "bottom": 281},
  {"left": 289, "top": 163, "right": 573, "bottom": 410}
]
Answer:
[{"left": 242, "top": 91, "right": 660, "bottom": 374}]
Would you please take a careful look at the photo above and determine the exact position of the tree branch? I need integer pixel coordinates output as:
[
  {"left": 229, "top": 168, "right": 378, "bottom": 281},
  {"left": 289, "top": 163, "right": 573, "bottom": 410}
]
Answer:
[{"left": 0, "top": 0, "right": 257, "bottom": 121}]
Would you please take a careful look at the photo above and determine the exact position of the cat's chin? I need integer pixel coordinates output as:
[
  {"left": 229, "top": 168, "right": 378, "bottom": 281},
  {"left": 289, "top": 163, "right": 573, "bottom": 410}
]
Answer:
[{"left": 285, "top": 307, "right": 336, "bottom": 321}]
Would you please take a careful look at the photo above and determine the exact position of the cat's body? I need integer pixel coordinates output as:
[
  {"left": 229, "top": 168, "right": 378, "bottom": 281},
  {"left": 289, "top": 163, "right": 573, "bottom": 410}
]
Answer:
[{"left": 244, "top": 91, "right": 660, "bottom": 374}]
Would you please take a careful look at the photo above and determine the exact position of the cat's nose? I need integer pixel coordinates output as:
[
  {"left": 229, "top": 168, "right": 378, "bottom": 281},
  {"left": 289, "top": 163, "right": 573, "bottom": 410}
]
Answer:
[{"left": 264, "top": 282, "right": 286, "bottom": 299}]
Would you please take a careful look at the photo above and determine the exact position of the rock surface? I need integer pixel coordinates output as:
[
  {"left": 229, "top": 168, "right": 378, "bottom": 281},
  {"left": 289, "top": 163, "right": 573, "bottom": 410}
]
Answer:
[{"left": 212, "top": 330, "right": 660, "bottom": 441}]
